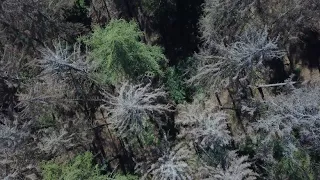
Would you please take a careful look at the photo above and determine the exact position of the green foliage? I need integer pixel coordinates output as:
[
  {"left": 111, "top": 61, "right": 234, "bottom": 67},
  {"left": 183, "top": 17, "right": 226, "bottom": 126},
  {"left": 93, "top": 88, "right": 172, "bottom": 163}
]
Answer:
[
  {"left": 37, "top": 110, "right": 56, "bottom": 127},
  {"left": 41, "top": 152, "right": 108, "bottom": 180},
  {"left": 141, "top": 123, "right": 159, "bottom": 146},
  {"left": 113, "top": 174, "right": 138, "bottom": 180},
  {"left": 273, "top": 149, "right": 314, "bottom": 180},
  {"left": 164, "top": 67, "right": 186, "bottom": 103},
  {"left": 41, "top": 152, "right": 139, "bottom": 180},
  {"left": 84, "top": 19, "right": 166, "bottom": 84},
  {"left": 77, "top": 0, "right": 86, "bottom": 8}
]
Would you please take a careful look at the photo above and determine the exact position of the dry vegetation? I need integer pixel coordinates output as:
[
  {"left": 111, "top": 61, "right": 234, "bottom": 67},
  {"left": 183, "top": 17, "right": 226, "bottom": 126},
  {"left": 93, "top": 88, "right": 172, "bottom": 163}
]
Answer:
[{"left": 0, "top": 0, "right": 320, "bottom": 179}]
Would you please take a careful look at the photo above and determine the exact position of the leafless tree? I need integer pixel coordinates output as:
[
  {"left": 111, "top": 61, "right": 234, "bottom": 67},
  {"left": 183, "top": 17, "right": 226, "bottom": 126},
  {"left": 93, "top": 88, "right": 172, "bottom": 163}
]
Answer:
[
  {"left": 101, "top": 82, "right": 171, "bottom": 138},
  {"left": 0, "top": 117, "right": 30, "bottom": 155},
  {"left": 0, "top": 114, "right": 37, "bottom": 179},
  {"left": 189, "top": 26, "right": 285, "bottom": 90},
  {"left": 200, "top": 0, "right": 256, "bottom": 46},
  {"left": 90, "top": 0, "right": 119, "bottom": 24},
  {"left": 0, "top": 45, "right": 22, "bottom": 123},
  {"left": 36, "top": 41, "right": 93, "bottom": 75},
  {"left": 254, "top": 83, "right": 320, "bottom": 151},
  {"left": 0, "top": 0, "right": 86, "bottom": 47},
  {"left": 258, "top": 0, "right": 320, "bottom": 44},
  {"left": 200, "top": 0, "right": 320, "bottom": 46},
  {"left": 11, "top": 41, "right": 97, "bottom": 178},
  {"left": 0, "top": 45, "right": 22, "bottom": 79},
  {"left": 212, "top": 151, "right": 258, "bottom": 180},
  {"left": 38, "top": 128, "right": 74, "bottom": 155},
  {"left": 176, "top": 102, "right": 232, "bottom": 150},
  {"left": 18, "top": 78, "right": 71, "bottom": 119},
  {"left": 136, "top": 142, "right": 195, "bottom": 180},
  {"left": 194, "top": 150, "right": 257, "bottom": 180},
  {"left": 18, "top": 41, "right": 94, "bottom": 118}
]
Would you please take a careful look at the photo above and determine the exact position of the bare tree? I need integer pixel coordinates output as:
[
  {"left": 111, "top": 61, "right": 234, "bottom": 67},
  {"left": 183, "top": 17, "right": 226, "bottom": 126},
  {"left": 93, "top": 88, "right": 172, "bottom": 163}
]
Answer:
[
  {"left": 189, "top": 26, "right": 285, "bottom": 90},
  {"left": 136, "top": 142, "right": 195, "bottom": 180},
  {"left": 0, "top": 0, "right": 86, "bottom": 47},
  {"left": 258, "top": 0, "right": 320, "bottom": 44},
  {"left": 90, "top": 0, "right": 119, "bottom": 24},
  {"left": 0, "top": 45, "right": 22, "bottom": 123},
  {"left": 0, "top": 117, "right": 29, "bottom": 155},
  {"left": 200, "top": 0, "right": 320, "bottom": 46},
  {"left": 18, "top": 78, "right": 71, "bottom": 118},
  {"left": 12, "top": 41, "right": 98, "bottom": 178},
  {"left": 38, "top": 128, "right": 74, "bottom": 155},
  {"left": 0, "top": 115, "right": 37, "bottom": 179},
  {"left": 200, "top": 0, "right": 255, "bottom": 46},
  {"left": 0, "top": 45, "right": 22, "bottom": 79},
  {"left": 254, "top": 83, "right": 320, "bottom": 151},
  {"left": 194, "top": 150, "right": 257, "bottom": 180},
  {"left": 212, "top": 151, "right": 258, "bottom": 180},
  {"left": 101, "top": 82, "right": 171, "bottom": 138},
  {"left": 176, "top": 102, "right": 232, "bottom": 150},
  {"left": 35, "top": 41, "right": 93, "bottom": 75},
  {"left": 18, "top": 41, "right": 95, "bottom": 117}
]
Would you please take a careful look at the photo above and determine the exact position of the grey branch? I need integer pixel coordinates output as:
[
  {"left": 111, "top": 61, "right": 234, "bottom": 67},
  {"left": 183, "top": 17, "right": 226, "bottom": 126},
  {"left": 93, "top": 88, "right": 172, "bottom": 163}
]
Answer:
[
  {"left": 188, "top": 26, "right": 285, "bottom": 90},
  {"left": 101, "top": 82, "right": 172, "bottom": 138}
]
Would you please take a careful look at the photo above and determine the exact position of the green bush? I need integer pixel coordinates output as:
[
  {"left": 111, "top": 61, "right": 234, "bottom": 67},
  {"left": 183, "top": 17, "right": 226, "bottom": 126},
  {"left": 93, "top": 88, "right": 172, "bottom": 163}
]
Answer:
[
  {"left": 37, "top": 110, "right": 56, "bottom": 127},
  {"left": 140, "top": 123, "right": 159, "bottom": 146},
  {"left": 41, "top": 152, "right": 107, "bottom": 180},
  {"left": 164, "top": 67, "right": 186, "bottom": 103},
  {"left": 42, "top": 152, "right": 138, "bottom": 180},
  {"left": 113, "top": 174, "right": 138, "bottom": 180},
  {"left": 84, "top": 19, "right": 166, "bottom": 84},
  {"left": 272, "top": 148, "right": 314, "bottom": 180}
]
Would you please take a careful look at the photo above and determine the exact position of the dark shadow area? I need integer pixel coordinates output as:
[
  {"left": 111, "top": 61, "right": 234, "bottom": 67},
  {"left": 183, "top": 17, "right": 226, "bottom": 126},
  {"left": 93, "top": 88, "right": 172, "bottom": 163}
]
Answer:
[
  {"left": 113, "top": 0, "right": 204, "bottom": 65},
  {"left": 0, "top": 78, "right": 17, "bottom": 120},
  {"left": 153, "top": 0, "right": 204, "bottom": 65},
  {"left": 265, "top": 58, "right": 289, "bottom": 84},
  {"left": 299, "top": 29, "right": 320, "bottom": 71},
  {"left": 64, "top": 0, "right": 92, "bottom": 29}
]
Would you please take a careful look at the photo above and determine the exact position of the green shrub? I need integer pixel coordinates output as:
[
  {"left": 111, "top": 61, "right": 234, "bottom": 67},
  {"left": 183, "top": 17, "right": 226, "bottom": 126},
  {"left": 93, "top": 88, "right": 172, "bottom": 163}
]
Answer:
[
  {"left": 42, "top": 152, "right": 138, "bottom": 180},
  {"left": 140, "top": 123, "right": 159, "bottom": 146},
  {"left": 164, "top": 67, "right": 186, "bottom": 103},
  {"left": 84, "top": 19, "right": 166, "bottom": 84},
  {"left": 272, "top": 148, "right": 314, "bottom": 180},
  {"left": 41, "top": 152, "right": 107, "bottom": 180},
  {"left": 113, "top": 174, "right": 138, "bottom": 180},
  {"left": 77, "top": 0, "right": 86, "bottom": 8}
]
